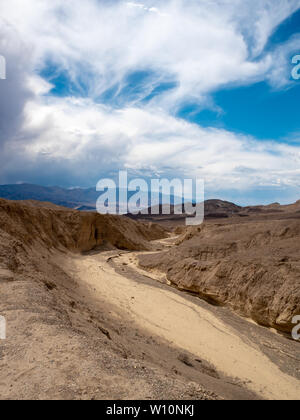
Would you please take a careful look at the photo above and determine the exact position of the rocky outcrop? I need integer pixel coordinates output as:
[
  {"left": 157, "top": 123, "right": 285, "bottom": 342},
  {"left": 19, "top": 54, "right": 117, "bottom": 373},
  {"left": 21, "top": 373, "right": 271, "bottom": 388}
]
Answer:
[
  {"left": 0, "top": 199, "right": 167, "bottom": 254},
  {"left": 138, "top": 220, "right": 300, "bottom": 334}
]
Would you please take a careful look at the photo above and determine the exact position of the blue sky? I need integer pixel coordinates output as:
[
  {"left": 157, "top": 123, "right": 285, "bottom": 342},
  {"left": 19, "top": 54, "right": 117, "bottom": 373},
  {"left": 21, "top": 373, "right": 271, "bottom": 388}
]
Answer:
[
  {"left": 179, "top": 8, "right": 300, "bottom": 142},
  {"left": 1, "top": 0, "right": 300, "bottom": 205},
  {"left": 41, "top": 5, "right": 300, "bottom": 142},
  {"left": 179, "top": 81, "right": 300, "bottom": 141}
]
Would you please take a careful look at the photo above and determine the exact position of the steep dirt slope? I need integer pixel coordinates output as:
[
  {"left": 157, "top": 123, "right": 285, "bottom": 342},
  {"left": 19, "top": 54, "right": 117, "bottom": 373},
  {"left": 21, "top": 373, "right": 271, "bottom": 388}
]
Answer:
[
  {"left": 138, "top": 219, "right": 300, "bottom": 334},
  {"left": 0, "top": 199, "right": 167, "bottom": 255},
  {"left": 0, "top": 199, "right": 220, "bottom": 400}
]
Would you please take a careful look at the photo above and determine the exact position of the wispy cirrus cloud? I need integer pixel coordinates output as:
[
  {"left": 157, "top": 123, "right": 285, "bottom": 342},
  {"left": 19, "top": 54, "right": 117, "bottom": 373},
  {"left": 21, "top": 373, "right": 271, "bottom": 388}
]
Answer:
[{"left": 1, "top": 0, "right": 298, "bottom": 106}]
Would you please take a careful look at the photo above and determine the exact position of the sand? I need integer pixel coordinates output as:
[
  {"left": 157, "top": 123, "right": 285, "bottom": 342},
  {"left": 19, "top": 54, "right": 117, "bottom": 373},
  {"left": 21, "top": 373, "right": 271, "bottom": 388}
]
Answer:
[
  {"left": 1, "top": 198, "right": 299, "bottom": 400},
  {"left": 67, "top": 242, "right": 300, "bottom": 401}
]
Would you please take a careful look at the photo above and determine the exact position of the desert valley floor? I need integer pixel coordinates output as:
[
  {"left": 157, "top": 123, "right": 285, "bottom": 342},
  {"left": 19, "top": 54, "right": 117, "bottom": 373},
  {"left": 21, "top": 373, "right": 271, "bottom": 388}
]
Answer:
[{"left": 0, "top": 199, "right": 299, "bottom": 400}]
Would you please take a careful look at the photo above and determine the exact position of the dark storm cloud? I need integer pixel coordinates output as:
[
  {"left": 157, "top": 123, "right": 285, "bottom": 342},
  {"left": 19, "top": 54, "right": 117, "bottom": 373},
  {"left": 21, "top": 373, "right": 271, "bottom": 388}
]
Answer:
[{"left": 0, "top": 22, "right": 34, "bottom": 151}]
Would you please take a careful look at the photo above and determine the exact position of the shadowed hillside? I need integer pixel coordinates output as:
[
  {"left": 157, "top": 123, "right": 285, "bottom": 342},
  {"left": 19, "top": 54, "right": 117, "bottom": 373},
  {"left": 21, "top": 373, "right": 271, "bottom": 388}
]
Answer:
[{"left": 139, "top": 216, "right": 300, "bottom": 334}]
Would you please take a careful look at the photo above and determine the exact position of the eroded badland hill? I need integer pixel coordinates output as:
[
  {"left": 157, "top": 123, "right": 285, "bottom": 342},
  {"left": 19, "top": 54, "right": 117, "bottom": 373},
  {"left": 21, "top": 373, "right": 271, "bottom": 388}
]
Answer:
[{"left": 0, "top": 199, "right": 299, "bottom": 400}]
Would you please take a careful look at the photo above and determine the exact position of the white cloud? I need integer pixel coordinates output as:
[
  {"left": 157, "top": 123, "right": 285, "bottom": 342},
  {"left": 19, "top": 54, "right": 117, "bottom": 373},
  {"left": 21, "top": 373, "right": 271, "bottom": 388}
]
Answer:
[
  {"left": 1, "top": 0, "right": 298, "bottom": 107},
  {"left": 0, "top": 0, "right": 300, "bottom": 202},
  {"left": 127, "top": 2, "right": 164, "bottom": 15},
  {"left": 5, "top": 94, "right": 298, "bottom": 194}
]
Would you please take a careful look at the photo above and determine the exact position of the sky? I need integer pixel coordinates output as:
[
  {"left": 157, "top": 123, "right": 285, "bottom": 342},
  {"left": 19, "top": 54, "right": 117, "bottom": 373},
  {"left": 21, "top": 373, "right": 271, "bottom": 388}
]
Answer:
[{"left": 0, "top": 0, "right": 300, "bottom": 204}]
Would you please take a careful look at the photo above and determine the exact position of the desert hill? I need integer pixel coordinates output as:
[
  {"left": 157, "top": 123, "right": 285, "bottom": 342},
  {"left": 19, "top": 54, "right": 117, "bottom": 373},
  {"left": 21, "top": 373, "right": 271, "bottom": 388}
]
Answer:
[
  {"left": 2, "top": 183, "right": 300, "bottom": 227},
  {"left": 0, "top": 198, "right": 167, "bottom": 256},
  {"left": 139, "top": 215, "right": 300, "bottom": 334},
  {"left": 1, "top": 199, "right": 219, "bottom": 400},
  {"left": 0, "top": 198, "right": 299, "bottom": 400},
  {"left": 129, "top": 198, "right": 300, "bottom": 228}
]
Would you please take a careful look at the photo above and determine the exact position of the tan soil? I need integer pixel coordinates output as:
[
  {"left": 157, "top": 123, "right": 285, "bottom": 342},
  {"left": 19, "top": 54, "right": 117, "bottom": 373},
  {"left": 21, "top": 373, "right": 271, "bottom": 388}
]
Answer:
[
  {"left": 138, "top": 219, "right": 300, "bottom": 334},
  {"left": 0, "top": 199, "right": 299, "bottom": 400}
]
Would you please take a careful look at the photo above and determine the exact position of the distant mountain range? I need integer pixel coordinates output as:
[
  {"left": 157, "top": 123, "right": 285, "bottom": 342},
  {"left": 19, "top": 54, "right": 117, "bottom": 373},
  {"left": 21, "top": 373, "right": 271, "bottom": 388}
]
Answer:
[
  {"left": 0, "top": 183, "right": 186, "bottom": 212},
  {"left": 0, "top": 184, "right": 99, "bottom": 211},
  {"left": 1, "top": 184, "right": 299, "bottom": 224}
]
